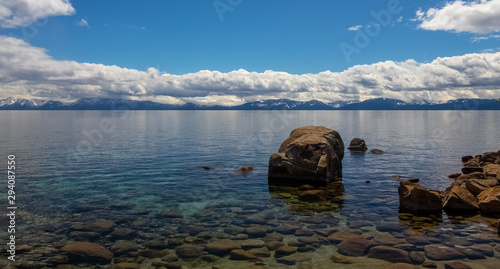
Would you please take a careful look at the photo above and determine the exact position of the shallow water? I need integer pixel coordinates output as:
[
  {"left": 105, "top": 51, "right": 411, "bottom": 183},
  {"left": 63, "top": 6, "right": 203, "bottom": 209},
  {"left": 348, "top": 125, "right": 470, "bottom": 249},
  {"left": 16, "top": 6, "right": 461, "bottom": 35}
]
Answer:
[{"left": 0, "top": 110, "right": 499, "bottom": 268}]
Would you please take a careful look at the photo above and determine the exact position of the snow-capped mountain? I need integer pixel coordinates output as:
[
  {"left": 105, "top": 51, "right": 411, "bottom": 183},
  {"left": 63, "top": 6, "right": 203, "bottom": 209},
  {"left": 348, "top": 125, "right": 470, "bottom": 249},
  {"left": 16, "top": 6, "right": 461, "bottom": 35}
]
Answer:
[{"left": 0, "top": 97, "right": 499, "bottom": 110}]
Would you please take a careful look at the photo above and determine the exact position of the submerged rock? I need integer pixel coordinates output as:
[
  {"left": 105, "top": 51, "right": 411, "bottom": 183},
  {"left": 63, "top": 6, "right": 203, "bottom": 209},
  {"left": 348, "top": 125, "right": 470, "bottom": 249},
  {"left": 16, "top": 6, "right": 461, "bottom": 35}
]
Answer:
[
  {"left": 367, "top": 245, "right": 412, "bottom": 263},
  {"left": 337, "top": 238, "right": 374, "bottom": 256},
  {"left": 398, "top": 181, "right": 442, "bottom": 213},
  {"left": 348, "top": 138, "right": 368, "bottom": 151},
  {"left": 424, "top": 244, "right": 465, "bottom": 260},
  {"left": 60, "top": 242, "right": 113, "bottom": 263},
  {"left": 268, "top": 126, "right": 344, "bottom": 185}
]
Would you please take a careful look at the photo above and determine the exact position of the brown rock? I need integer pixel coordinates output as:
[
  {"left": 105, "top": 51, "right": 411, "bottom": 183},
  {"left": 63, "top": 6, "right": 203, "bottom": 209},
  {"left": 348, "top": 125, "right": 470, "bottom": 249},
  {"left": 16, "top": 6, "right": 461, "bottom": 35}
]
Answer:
[
  {"left": 108, "top": 262, "right": 141, "bottom": 269},
  {"left": 236, "top": 166, "right": 253, "bottom": 174},
  {"left": 464, "top": 179, "right": 489, "bottom": 196},
  {"left": 386, "top": 263, "right": 418, "bottom": 269},
  {"left": 111, "top": 228, "right": 135, "bottom": 238},
  {"left": 330, "top": 253, "right": 354, "bottom": 264},
  {"left": 240, "top": 239, "right": 265, "bottom": 249},
  {"left": 110, "top": 240, "right": 138, "bottom": 255},
  {"left": 204, "top": 239, "right": 241, "bottom": 255},
  {"left": 268, "top": 126, "right": 344, "bottom": 184},
  {"left": 480, "top": 151, "right": 500, "bottom": 165},
  {"left": 175, "top": 244, "right": 203, "bottom": 259},
  {"left": 456, "top": 172, "right": 484, "bottom": 181},
  {"left": 424, "top": 244, "right": 465, "bottom": 260},
  {"left": 442, "top": 185, "right": 479, "bottom": 212},
  {"left": 248, "top": 246, "right": 270, "bottom": 257},
  {"left": 444, "top": 261, "right": 472, "bottom": 269},
  {"left": 265, "top": 241, "right": 284, "bottom": 251},
  {"left": 462, "top": 167, "right": 483, "bottom": 174},
  {"left": 276, "top": 253, "right": 311, "bottom": 265},
  {"left": 348, "top": 138, "right": 367, "bottom": 151},
  {"left": 367, "top": 245, "right": 411, "bottom": 263},
  {"left": 229, "top": 249, "right": 258, "bottom": 260},
  {"left": 60, "top": 242, "right": 113, "bottom": 263},
  {"left": 398, "top": 181, "right": 442, "bottom": 213},
  {"left": 327, "top": 230, "right": 363, "bottom": 244},
  {"left": 448, "top": 173, "right": 462, "bottom": 179},
  {"left": 370, "top": 149, "right": 384, "bottom": 154},
  {"left": 337, "top": 238, "right": 374, "bottom": 256},
  {"left": 373, "top": 234, "right": 407, "bottom": 245},
  {"left": 462, "top": 155, "right": 474, "bottom": 162},
  {"left": 477, "top": 186, "right": 500, "bottom": 213},
  {"left": 464, "top": 158, "right": 479, "bottom": 168},
  {"left": 483, "top": 164, "right": 500, "bottom": 177},
  {"left": 275, "top": 245, "right": 298, "bottom": 255}
]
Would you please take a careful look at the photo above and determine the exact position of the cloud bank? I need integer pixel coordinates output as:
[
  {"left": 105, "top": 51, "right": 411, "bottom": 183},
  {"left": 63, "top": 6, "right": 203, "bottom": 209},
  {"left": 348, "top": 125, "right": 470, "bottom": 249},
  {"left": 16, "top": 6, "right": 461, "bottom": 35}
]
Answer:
[
  {"left": 0, "top": 0, "right": 75, "bottom": 28},
  {"left": 0, "top": 35, "right": 499, "bottom": 106},
  {"left": 416, "top": 0, "right": 500, "bottom": 34}
]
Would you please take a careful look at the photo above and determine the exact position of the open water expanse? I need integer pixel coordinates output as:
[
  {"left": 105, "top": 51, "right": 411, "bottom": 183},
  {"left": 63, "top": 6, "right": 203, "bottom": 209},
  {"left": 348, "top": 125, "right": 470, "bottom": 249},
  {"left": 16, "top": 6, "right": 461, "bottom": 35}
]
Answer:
[{"left": 0, "top": 110, "right": 499, "bottom": 269}]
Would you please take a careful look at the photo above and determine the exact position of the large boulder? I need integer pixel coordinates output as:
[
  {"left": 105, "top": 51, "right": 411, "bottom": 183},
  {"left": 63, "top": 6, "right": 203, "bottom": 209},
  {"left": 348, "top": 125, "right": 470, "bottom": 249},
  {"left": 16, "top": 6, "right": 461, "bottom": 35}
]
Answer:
[
  {"left": 477, "top": 186, "right": 500, "bottom": 214},
  {"left": 398, "top": 181, "right": 442, "bottom": 213},
  {"left": 442, "top": 185, "right": 479, "bottom": 212},
  {"left": 348, "top": 138, "right": 367, "bottom": 151},
  {"left": 268, "top": 126, "right": 344, "bottom": 184}
]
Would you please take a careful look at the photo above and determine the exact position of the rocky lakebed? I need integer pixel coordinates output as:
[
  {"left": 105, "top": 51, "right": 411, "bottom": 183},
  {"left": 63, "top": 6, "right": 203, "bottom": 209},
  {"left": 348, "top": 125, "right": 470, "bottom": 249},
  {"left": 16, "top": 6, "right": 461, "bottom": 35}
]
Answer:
[{"left": 1, "top": 126, "right": 500, "bottom": 269}]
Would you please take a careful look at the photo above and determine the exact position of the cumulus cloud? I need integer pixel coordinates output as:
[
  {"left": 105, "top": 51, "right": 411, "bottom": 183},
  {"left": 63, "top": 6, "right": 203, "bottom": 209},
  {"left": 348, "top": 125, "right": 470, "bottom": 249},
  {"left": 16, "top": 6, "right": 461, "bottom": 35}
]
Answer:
[
  {"left": 348, "top": 25, "right": 363, "bottom": 31},
  {"left": 0, "top": 35, "right": 499, "bottom": 105},
  {"left": 0, "top": 0, "right": 75, "bottom": 28},
  {"left": 77, "top": 18, "right": 89, "bottom": 28},
  {"left": 416, "top": 0, "right": 500, "bottom": 34}
]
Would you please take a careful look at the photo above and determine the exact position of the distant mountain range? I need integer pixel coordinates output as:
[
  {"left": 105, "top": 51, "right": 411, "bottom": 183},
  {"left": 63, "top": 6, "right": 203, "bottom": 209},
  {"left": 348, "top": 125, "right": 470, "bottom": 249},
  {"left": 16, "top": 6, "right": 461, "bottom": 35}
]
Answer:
[{"left": 0, "top": 97, "right": 499, "bottom": 110}]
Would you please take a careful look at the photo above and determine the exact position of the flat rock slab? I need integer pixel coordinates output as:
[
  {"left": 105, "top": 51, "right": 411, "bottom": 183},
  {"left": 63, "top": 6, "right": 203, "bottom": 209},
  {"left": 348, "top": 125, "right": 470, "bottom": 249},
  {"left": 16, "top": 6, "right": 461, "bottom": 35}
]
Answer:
[
  {"left": 444, "top": 261, "right": 473, "bottom": 269},
  {"left": 424, "top": 245, "right": 465, "bottom": 261},
  {"left": 204, "top": 239, "right": 241, "bottom": 255},
  {"left": 61, "top": 242, "right": 113, "bottom": 263},
  {"left": 367, "top": 245, "right": 412, "bottom": 263},
  {"left": 175, "top": 244, "right": 203, "bottom": 259},
  {"left": 337, "top": 238, "right": 374, "bottom": 257}
]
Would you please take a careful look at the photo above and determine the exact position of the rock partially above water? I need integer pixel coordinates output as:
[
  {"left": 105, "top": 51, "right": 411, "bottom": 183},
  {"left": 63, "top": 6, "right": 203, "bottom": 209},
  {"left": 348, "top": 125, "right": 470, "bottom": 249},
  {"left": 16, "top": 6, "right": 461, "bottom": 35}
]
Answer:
[
  {"left": 236, "top": 166, "right": 253, "bottom": 174},
  {"left": 477, "top": 186, "right": 500, "bottom": 214},
  {"left": 442, "top": 185, "right": 479, "bottom": 212},
  {"left": 268, "top": 126, "right": 344, "bottom": 185},
  {"left": 348, "top": 138, "right": 367, "bottom": 151},
  {"left": 398, "top": 181, "right": 442, "bottom": 213}
]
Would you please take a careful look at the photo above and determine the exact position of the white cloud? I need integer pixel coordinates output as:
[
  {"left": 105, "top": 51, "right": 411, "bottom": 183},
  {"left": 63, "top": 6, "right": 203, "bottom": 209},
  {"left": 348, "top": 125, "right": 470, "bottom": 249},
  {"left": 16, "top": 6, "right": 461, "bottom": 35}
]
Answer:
[
  {"left": 0, "top": 0, "right": 75, "bottom": 28},
  {"left": 348, "top": 25, "right": 363, "bottom": 31},
  {"left": 416, "top": 0, "right": 500, "bottom": 34},
  {"left": 0, "top": 35, "right": 499, "bottom": 105},
  {"left": 471, "top": 34, "right": 500, "bottom": 42},
  {"left": 77, "top": 18, "right": 89, "bottom": 28}
]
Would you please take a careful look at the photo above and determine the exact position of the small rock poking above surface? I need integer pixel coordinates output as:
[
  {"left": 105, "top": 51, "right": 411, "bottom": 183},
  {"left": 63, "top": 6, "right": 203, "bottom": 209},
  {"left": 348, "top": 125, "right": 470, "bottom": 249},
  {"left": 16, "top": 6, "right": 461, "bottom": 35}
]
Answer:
[
  {"left": 268, "top": 126, "right": 344, "bottom": 185},
  {"left": 348, "top": 138, "right": 368, "bottom": 151},
  {"left": 370, "top": 149, "right": 384, "bottom": 154},
  {"left": 236, "top": 166, "right": 253, "bottom": 174}
]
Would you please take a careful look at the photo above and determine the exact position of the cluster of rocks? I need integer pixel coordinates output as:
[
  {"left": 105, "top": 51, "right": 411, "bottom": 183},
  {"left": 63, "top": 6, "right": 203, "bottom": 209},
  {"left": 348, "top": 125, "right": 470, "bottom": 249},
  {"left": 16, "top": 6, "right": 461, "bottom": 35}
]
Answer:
[
  {"left": 399, "top": 150, "right": 500, "bottom": 225},
  {"left": 348, "top": 137, "right": 384, "bottom": 154}
]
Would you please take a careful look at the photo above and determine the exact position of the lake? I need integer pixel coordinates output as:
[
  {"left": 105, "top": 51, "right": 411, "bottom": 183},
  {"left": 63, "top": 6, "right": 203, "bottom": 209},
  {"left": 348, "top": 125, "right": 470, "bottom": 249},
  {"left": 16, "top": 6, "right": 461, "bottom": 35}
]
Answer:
[{"left": 0, "top": 110, "right": 499, "bottom": 268}]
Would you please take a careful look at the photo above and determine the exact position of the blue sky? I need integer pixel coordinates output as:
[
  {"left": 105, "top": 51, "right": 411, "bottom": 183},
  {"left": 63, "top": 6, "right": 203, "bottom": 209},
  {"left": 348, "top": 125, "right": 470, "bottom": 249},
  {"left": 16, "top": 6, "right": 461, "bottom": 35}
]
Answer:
[{"left": 0, "top": 0, "right": 499, "bottom": 105}]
